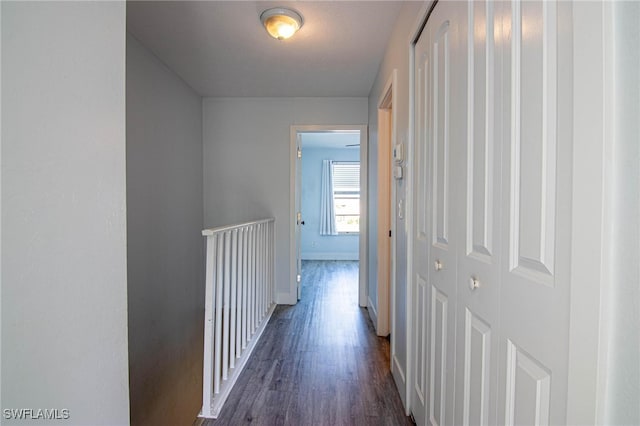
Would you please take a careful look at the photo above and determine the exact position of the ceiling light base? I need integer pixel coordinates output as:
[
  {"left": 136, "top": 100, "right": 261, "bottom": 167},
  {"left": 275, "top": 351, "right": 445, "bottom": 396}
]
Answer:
[{"left": 260, "top": 7, "right": 304, "bottom": 40}]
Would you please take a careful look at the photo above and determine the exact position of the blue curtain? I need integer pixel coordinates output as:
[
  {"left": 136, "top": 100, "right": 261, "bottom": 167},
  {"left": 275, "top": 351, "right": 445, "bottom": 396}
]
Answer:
[{"left": 319, "top": 160, "right": 337, "bottom": 235}]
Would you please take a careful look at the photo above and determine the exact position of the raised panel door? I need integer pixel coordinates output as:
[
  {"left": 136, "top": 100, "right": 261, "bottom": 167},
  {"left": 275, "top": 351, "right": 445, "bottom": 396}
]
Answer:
[
  {"left": 454, "top": 1, "right": 503, "bottom": 425},
  {"left": 498, "top": 1, "right": 573, "bottom": 424}
]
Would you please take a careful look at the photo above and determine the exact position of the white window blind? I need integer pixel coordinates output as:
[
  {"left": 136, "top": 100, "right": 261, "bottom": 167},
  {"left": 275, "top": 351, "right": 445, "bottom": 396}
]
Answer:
[
  {"left": 332, "top": 163, "right": 360, "bottom": 193},
  {"left": 332, "top": 162, "right": 360, "bottom": 233}
]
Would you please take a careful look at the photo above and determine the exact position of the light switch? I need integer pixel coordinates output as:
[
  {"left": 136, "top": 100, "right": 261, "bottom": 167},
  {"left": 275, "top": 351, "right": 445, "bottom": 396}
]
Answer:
[{"left": 393, "top": 165, "right": 403, "bottom": 179}]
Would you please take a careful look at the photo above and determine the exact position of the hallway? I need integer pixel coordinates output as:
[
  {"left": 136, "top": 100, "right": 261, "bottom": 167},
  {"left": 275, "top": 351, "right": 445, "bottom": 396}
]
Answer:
[{"left": 205, "top": 261, "right": 413, "bottom": 425}]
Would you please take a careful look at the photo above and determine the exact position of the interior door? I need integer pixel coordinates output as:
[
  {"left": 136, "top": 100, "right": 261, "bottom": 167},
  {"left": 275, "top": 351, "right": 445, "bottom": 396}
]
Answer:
[
  {"left": 426, "top": 4, "right": 466, "bottom": 425},
  {"left": 411, "top": 20, "right": 431, "bottom": 425},
  {"left": 453, "top": 1, "right": 502, "bottom": 425},
  {"left": 411, "top": 2, "right": 465, "bottom": 424},
  {"left": 412, "top": 1, "right": 575, "bottom": 424},
  {"left": 497, "top": 1, "right": 573, "bottom": 424}
]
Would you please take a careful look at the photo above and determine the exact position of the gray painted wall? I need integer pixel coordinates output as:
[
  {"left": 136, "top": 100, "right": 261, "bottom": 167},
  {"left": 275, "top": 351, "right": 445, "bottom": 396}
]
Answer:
[
  {"left": 367, "top": 0, "right": 423, "bottom": 398},
  {"left": 203, "top": 97, "right": 368, "bottom": 304},
  {"left": 0, "top": 1, "right": 3, "bottom": 411},
  {"left": 300, "top": 146, "right": 359, "bottom": 260},
  {"left": 126, "top": 34, "right": 204, "bottom": 426},
  {"left": 1, "top": 2, "right": 130, "bottom": 424}
]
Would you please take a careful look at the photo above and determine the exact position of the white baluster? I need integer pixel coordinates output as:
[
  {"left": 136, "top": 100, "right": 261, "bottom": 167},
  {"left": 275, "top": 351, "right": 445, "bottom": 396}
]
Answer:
[
  {"left": 262, "top": 224, "right": 266, "bottom": 315},
  {"left": 214, "top": 233, "right": 224, "bottom": 394},
  {"left": 267, "top": 223, "right": 271, "bottom": 307},
  {"left": 256, "top": 224, "right": 264, "bottom": 325},
  {"left": 229, "top": 229, "right": 238, "bottom": 369},
  {"left": 222, "top": 232, "right": 231, "bottom": 380},
  {"left": 202, "top": 234, "right": 216, "bottom": 416},
  {"left": 254, "top": 225, "right": 258, "bottom": 331},
  {"left": 242, "top": 226, "right": 248, "bottom": 350},
  {"left": 249, "top": 226, "right": 255, "bottom": 336},
  {"left": 253, "top": 224, "right": 258, "bottom": 331},
  {"left": 235, "top": 228, "right": 243, "bottom": 359},
  {"left": 270, "top": 222, "right": 274, "bottom": 305}
]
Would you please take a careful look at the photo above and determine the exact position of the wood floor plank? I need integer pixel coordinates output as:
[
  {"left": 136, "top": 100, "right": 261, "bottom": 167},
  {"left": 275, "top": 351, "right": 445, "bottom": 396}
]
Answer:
[{"left": 204, "top": 260, "right": 414, "bottom": 426}]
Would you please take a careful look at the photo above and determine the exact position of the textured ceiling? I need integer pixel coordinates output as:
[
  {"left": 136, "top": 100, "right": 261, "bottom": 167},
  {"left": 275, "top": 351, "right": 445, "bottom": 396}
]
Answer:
[{"left": 127, "top": 1, "right": 403, "bottom": 97}]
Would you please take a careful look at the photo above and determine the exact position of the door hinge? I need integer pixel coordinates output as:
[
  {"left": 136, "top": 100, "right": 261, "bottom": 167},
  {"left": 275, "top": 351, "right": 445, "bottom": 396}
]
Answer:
[
  {"left": 389, "top": 229, "right": 392, "bottom": 237},
  {"left": 296, "top": 274, "right": 301, "bottom": 283},
  {"left": 297, "top": 147, "right": 302, "bottom": 159},
  {"left": 297, "top": 211, "right": 302, "bottom": 224}
]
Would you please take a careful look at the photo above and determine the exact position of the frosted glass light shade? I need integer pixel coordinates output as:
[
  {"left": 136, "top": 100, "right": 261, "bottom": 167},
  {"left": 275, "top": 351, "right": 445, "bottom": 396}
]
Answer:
[{"left": 260, "top": 8, "right": 303, "bottom": 40}]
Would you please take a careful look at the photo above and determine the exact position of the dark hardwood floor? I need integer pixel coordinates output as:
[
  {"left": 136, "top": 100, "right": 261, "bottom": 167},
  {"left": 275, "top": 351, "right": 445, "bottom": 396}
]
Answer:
[{"left": 204, "top": 260, "right": 413, "bottom": 426}]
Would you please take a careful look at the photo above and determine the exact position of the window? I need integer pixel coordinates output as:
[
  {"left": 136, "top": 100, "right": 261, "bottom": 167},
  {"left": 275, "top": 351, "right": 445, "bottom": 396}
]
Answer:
[{"left": 332, "top": 162, "right": 360, "bottom": 233}]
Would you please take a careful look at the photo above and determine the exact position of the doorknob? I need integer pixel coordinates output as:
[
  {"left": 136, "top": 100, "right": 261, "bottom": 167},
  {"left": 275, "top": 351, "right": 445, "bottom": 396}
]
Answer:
[
  {"left": 434, "top": 260, "right": 443, "bottom": 271},
  {"left": 469, "top": 277, "right": 480, "bottom": 291}
]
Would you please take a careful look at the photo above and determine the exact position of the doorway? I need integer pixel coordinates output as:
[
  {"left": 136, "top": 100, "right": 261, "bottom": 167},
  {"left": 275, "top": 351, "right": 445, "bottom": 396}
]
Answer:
[
  {"left": 375, "top": 72, "right": 397, "bottom": 338},
  {"left": 290, "top": 125, "right": 368, "bottom": 306}
]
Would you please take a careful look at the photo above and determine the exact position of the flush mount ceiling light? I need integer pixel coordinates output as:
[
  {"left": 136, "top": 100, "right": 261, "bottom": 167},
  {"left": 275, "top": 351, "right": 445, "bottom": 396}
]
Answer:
[{"left": 260, "top": 7, "right": 304, "bottom": 40}]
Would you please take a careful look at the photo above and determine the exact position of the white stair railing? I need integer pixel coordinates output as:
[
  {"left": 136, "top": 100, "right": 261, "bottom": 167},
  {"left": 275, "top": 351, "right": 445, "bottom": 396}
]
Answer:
[{"left": 200, "top": 218, "right": 276, "bottom": 419}]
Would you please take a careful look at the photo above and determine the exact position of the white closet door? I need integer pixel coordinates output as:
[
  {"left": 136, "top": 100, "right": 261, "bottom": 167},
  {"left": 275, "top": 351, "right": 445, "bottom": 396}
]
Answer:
[
  {"left": 426, "top": 13, "right": 456, "bottom": 426},
  {"left": 420, "top": 2, "right": 467, "bottom": 425},
  {"left": 497, "top": 1, "right": 573, "bottom": 424},
  {"left": 413, "top": 1, "right": 466, "bottom": 424},
  {"left": 411, "top": 13, "right": 431, "bottom": 426},
  {"left": 453, "top": 1, "right": 503, "bottom": 425}
]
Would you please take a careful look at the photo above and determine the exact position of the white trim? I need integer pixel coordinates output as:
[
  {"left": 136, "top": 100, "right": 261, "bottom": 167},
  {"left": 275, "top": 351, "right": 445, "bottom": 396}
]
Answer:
[
  {"left": 405, "top": 30, "right": 416, "bottom": 419},
  {"left": 359, "top": 128, "right": 369, "bottom": 308},
  {"left": 301, "top": 253, "right": 359, "bottom": 261},
  {"left": 566, "top": 2, "right": 611, "bottom": 424},
  {"left": 393, "top": 354, "right": 407, "bottom": 388},
  {"left": 289, "top": 126, "right": 298, "bottom": 304},
  {"left": 290, "top": 125, "right": 368, "bottom": 307},
  {"left": 376, "top": 71, "right": 397, "bottom": 339},
  {"left": 367, "top": 296, "right": 379, "bottom": 328},
  {"left": 203, "top": 218, "right": 275, "bottom": 236}
]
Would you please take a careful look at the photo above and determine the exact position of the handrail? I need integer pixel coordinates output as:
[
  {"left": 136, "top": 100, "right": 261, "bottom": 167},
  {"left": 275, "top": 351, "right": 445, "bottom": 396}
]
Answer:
[
  {"left": 202, "top": 218, "right": 275, "bottom": 236},
  {"left": 199, "top": 217, "right": 276, "bottom": 419}
]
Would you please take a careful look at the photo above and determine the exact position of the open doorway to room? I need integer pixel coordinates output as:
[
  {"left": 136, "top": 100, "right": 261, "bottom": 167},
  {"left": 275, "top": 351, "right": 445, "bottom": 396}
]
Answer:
[{"left": 290, "top": 125, "right": 368, "bottom": 307}]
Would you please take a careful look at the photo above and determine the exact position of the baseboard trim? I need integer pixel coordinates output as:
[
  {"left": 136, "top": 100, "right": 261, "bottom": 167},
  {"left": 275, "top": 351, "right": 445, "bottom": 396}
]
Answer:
[
  {"left": 367, "top": 296, "right": 378, "bottom": 330},
  {"left": 392, "top": 354, "right": 407, "bottom": 408}
]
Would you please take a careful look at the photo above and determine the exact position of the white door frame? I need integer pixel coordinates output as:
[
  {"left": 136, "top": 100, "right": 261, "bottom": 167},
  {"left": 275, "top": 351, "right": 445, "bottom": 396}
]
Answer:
[
  {"left": 289, "top": 125, "right": 369, "bottom": 307},
  {"left": 375, "top": 72, "right": 397, "bottom": 338}
]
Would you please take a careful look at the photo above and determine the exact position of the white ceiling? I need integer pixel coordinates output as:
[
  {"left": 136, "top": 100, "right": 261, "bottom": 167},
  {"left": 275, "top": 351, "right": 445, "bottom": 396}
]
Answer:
[{"left": 127, "top": 1, "right": 404, "bottom": 97}]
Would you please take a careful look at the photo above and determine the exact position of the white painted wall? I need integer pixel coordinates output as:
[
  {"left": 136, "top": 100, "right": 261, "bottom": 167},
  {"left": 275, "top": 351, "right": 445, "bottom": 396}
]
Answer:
[
  {"left": 126, "top": 35, "right": 204, "bottom": 426},
  {"left": 367, "top": 0, "right": 423, "bottom": 402},
  {"left": 300, "top": 146, "right": 360, "bottom": 260},
  {"left": 1, "top": 2, "right": 130, "bottom": 424},
  {"left": 203, "top": 97, "right": 367, "bottom": 304}
]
